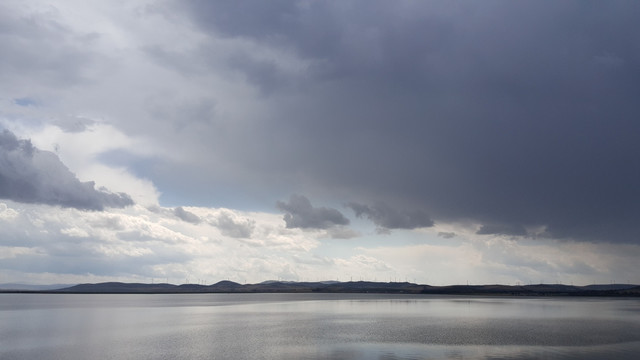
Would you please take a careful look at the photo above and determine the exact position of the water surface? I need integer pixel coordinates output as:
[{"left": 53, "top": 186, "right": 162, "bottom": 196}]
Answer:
[{"left": 1, "top": 293, "right": 639, "bottom": 359}]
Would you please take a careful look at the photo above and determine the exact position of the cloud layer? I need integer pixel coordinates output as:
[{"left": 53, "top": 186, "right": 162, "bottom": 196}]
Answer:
[
  {"left": 6, "top": 1, "right": 639, "bottom": 242},
  {"left": 2, "top": 1, "right": 640, "bottom": 286}
]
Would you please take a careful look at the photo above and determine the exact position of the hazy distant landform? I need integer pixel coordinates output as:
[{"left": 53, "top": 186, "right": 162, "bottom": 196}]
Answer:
[{"left": 4, "top": 281, "right": 639, "bottom": 296}]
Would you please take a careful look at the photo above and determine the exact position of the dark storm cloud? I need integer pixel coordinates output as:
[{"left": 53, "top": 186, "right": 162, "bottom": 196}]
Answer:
[
  {"left": 347, "top": 202, "right": 433, "bottom": 232},
  {"left": 174, "top": 1, "right": 640, "bottom": 242},
  {"left": 277, "top": 194, "right": 349, "bottom": 229},
  {"left": 0, "top": 129, "right": 133, "bottom": 210}
]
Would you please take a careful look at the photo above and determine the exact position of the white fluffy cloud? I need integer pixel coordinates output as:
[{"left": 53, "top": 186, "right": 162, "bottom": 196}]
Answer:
[{"left": 0, "top": 201, "right": 321, "bottom": 283}]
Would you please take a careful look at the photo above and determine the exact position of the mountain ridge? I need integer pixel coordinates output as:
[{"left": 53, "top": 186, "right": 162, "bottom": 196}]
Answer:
[{"left": 5, "top": 281, "right": 638, "bottom": 296}]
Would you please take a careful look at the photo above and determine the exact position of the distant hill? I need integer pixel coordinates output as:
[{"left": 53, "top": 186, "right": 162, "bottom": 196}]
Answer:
[
  {"left": 60, "top": 282, "right": 178, "bottom": 293},
  {"left": 582, "top": 284, "right": 638, "bottom": 291},
  {"left": 0, "top": 283, "right": 75, "bottom": 291},
  {"left": 37, "top": 281, "right": 640, "bottom": 296}
]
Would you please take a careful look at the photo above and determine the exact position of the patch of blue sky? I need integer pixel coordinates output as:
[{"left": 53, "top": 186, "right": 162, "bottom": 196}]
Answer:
[{"left": 13, "top": 97, "right": 38, "bottom": 107}]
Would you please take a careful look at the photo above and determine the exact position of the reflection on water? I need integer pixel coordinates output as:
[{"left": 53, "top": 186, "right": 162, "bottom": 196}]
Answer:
[{"left": 1, "top": 293, "right": 639, "bottom": 359}]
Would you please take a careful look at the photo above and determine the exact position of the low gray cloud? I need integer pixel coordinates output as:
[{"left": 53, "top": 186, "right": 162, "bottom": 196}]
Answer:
[
  {"left": 208, "top": 211, "right": 255, "bottom": 238},
  {"left": 438, "top": 232, "right": 457, "bottom": 239},
  {"left": 53, "top": 116, "right": 96, "bottom": 133},
  {"left": 0, "top": 129, "right": 133, "bottom": 210},
  {"left": 347, "top": 202, "right": 433, "bottom": 232},
  {"left": 174, "top": 206, "right": 201, "bottom": 224},
  {"left": 89, "top": 215, "right": 126, "bottom": 231},
  {"left": 277, "top": 194, "right": 349, "bottom": 229},
  {"left": 324, "top": 226, "right": 359, "bottom": 240},
  {"left": 476, "top": 224, "right": 528, "bottom": 237}
]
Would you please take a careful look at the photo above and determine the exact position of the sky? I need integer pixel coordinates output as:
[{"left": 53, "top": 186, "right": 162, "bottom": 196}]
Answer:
[{"left": 1, "top": 0, "right": 640, "bottom": 286}]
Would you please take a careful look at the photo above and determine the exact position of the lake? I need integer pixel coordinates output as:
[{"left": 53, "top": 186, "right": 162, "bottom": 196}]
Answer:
[{"left": 1, "top": 293, "right": 639, "bottom": 359}]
